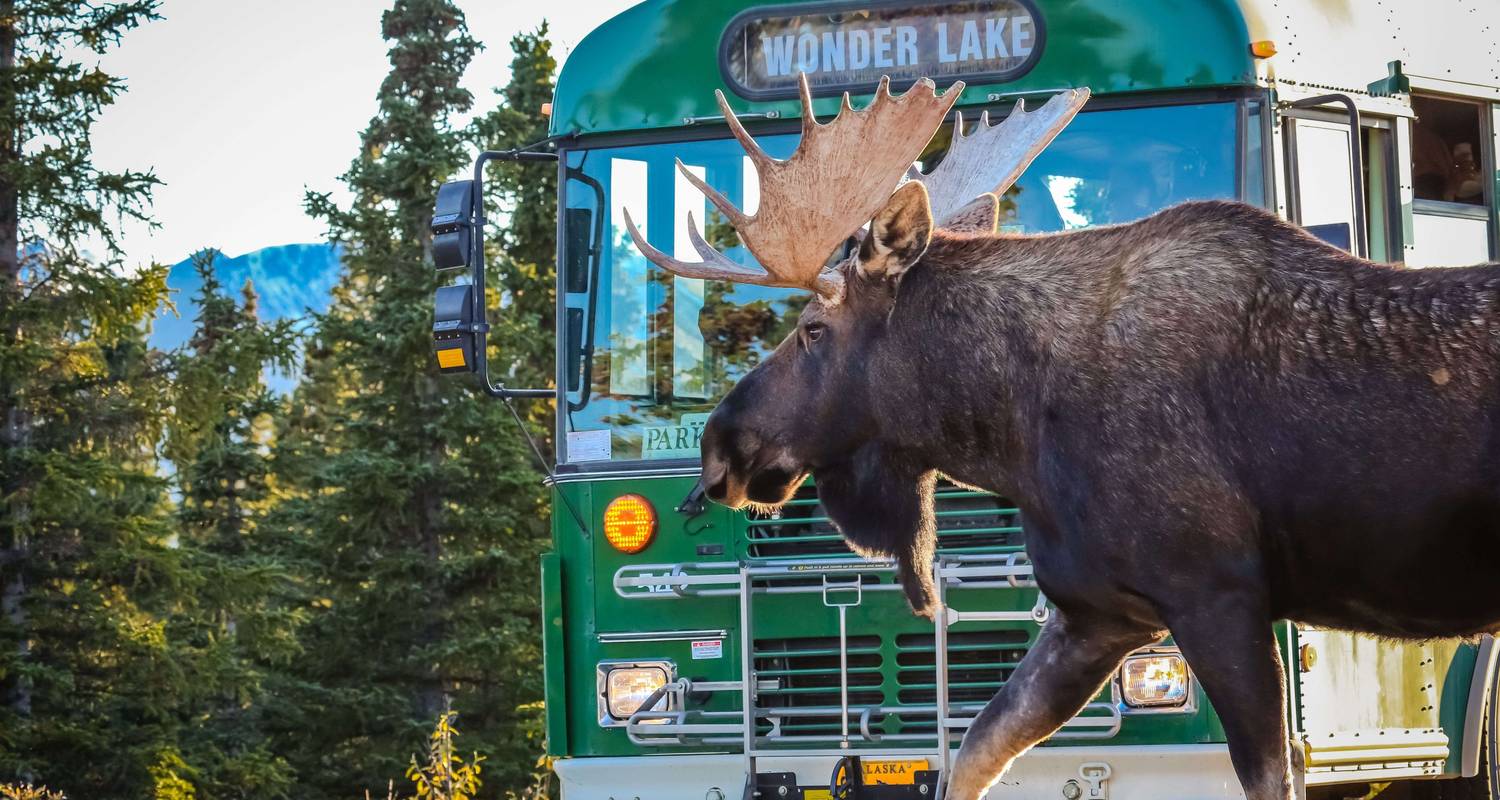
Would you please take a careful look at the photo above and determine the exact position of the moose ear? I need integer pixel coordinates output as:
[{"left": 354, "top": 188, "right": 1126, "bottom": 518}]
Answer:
[
  {"left": 939, "top": 193, "right": 999, "bottom": 234},
  {"left": 857, "top": 180, "right": 933, "bottom": 281}
]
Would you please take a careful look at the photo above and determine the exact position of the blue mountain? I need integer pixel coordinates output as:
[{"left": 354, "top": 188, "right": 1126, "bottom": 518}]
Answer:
[{"left": 151, "top": 243, "right": 343, "bottom": 392}]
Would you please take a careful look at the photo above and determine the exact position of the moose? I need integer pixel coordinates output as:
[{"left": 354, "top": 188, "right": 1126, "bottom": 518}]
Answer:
[{"left": 625, "top": 74, "right": 1500, "bottom": 800}]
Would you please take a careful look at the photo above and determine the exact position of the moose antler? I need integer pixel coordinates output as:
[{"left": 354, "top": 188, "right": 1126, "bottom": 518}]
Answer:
[
  {"left": 911, "top": 88, "right": 1091, "bottom": 226},
  {"left": 623, "top": 73, "right": 963, "bottom": 304}
]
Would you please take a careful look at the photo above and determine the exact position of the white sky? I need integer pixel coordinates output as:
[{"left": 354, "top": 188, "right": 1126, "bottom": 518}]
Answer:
[{"left": 90, "top": 0, "right": 638, "bottom": 268}]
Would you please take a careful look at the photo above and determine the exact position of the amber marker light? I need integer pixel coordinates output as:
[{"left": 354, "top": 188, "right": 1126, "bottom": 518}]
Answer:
[
  {"left": 1250, "top": 40, "right": 1278, "bottom": 58},
  {"left": 603, "top": 494, "right": 657, "bottom": 554}
]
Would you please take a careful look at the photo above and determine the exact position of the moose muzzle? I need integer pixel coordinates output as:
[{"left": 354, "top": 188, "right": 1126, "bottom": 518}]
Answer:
[{"left": 699, "top": 421, "right": 807, "bottom": 510}]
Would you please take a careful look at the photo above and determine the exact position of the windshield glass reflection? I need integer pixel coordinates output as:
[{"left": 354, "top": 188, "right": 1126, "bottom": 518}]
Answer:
[{"left": 561, "top": 101, "right": 1240, "bottom": 464}]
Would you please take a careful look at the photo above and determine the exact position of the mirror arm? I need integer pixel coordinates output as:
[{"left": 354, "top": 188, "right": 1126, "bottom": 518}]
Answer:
[
  {"left": 469, "top": 145, "right": 562, "bottom": 400},
  {"left": 437, "top": 140, "right": 595, "bottom": 534}
]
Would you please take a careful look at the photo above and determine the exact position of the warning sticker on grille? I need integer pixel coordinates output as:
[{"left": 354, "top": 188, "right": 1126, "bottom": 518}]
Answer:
[
  {"left": 691, "top": 640, "right": 723, "bottom": 660},
  {"left": 787, "top": 560, "right": 894, "bottom": 572}
]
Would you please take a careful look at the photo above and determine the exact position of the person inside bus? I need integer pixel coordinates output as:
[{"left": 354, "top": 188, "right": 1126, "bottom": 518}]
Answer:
[{"left": 1412, "top": 97, "right": 1485, "bottom": 205}]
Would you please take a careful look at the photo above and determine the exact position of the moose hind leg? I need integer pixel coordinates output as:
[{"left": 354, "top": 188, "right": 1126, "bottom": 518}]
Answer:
[
  {"left": 1165, "top": 591, "right": 1294, "bottom": 800},
  {"left": 944, "top": 609, "right": 1162, "bottom": 800}
]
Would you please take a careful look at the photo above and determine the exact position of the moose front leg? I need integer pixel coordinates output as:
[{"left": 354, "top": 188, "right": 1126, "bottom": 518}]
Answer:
[
  {"left": 1164, "top": 591, "right": 1295, "bottom": 800},
  {"left": 944, "top": 609, "right": 1162, "bottom": 800}
]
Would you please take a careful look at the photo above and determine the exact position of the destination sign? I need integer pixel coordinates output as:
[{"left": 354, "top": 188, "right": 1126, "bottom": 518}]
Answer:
[{"left": 720, "top": 1, "right": 1044, "bottom": 100}]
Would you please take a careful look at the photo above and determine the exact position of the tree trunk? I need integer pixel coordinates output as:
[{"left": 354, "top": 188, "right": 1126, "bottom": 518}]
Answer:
[{"left": 0, "top": 0, "right": 33, "bottom": 720}]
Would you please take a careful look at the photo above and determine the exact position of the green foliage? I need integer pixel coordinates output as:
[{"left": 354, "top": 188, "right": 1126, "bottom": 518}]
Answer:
[
  {"left": 471, "top": 25, "right": 557, "bottom": 398},
  {"left": 277, "top": 4, "right": 557, "bottom": 797},
  {"left": 0, "top": 1, "right": 185, "bottom": 795},
  {"left": 148, "top": 750, "right": 196, "bottom": 800},
  {"left": 0, "top": 0, "right": 161, "bottom": 252},
  {"left": 3, "top": 3, "right": 564, "bottom": 796},
  {"left": 1, "top": 3, "right": 305, "bottom": 793},
  {"left": 0, "top": 314, "right": 186, "bottom": 796},
  {"left": 160, "top": 251, "right": 302, "bottom": 800}
]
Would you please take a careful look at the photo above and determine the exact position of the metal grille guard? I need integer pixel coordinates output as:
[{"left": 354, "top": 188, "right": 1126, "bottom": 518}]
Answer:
[{"left": 611, "top": 554, "right": 1122, "bottom": 777}]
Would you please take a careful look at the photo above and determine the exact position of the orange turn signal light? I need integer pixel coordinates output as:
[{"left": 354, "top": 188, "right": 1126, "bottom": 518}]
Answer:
[
  {"left": 603, "top": 494, "right": 657, "bottom": 554},
  {"left": 1250, "top": 40, "right": 1277, "bottom": 58}
]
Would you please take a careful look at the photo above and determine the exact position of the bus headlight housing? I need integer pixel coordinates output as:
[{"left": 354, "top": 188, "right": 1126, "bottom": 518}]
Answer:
[
  {"left": 597, "top": 660, "right": 673, "bottom": 725},
  {"left": 1119, "top": 652, "right": 1191, "bottom": 709}
]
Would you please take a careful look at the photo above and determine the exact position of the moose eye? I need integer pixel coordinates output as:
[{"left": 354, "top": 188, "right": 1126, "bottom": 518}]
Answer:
[{"left": 803, "top": 322, "right": 826, "bottom": 343}]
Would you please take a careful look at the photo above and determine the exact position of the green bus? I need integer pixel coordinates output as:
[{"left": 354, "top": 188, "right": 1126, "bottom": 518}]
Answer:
[{"left": 431, "top": 1, "right": 1500, "bottom": 797}]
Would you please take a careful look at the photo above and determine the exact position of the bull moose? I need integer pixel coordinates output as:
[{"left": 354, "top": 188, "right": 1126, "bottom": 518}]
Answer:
[{"left": 625, "top": 74, "right": 1500, "bottom": 800}]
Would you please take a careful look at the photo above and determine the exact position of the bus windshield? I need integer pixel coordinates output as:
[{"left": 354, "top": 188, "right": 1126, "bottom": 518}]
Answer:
[{"left": 560, "top": 100, "right": 1244, "bottom": 465}]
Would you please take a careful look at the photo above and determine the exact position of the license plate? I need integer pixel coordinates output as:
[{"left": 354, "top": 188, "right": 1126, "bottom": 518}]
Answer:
[{"left": 861, "top": 759, "right": 929, "bottom": 785}]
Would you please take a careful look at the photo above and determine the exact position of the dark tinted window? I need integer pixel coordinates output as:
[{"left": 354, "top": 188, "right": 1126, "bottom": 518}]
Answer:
[{"left": 1412, "top": 95, "right": 1486, "bottom": 206}]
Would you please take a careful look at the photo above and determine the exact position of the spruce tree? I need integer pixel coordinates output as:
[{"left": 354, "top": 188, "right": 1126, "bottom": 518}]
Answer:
[
  {"left": 163, "top": 250, "right": 301, "bottom": 800},
  {"left": 278, "top": 4, "right": 552, "bottom": 795},
  {"left": 468, "top": 24, "right": 559, "bottom": 789},
  {"left": 471, "top": 25, "right": 557, "bottom": 399},
  {"left": 0, "top": 2, "right": 200, "bottom": 794}
]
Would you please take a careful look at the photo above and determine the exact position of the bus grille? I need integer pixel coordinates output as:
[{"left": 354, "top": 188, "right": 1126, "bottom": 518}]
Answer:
[
  {"left": 613, "top": 552, "right": 1126, "bottom": 748},
  {"left": 892, "top": 630, "right": 1030, "bottom": 733},
  {"left": 754, "top": 635, "right": 885, "bottom": 736},
  {"left": 752, "top": 629, "right": 1032, "bottom": 738},
  {"left": 744, "top": 485, "right": 1024, "bottom": 559}
]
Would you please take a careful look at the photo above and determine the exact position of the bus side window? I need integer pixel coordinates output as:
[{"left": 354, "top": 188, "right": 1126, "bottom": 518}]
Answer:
[
  {"left": 1412, "top": 96, "right": 1485, "bottom": 205},
  {"left": 1407, "top": 95, "right": 1494, "bottom": 268},
  {"left": 1286, "top": 116, "right": 1361, "bottom": 254}
]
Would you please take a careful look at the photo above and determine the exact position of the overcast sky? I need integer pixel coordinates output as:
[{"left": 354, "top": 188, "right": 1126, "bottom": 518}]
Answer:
[{"left": 89, "top": 0, "right": 638, "bottom": 268}]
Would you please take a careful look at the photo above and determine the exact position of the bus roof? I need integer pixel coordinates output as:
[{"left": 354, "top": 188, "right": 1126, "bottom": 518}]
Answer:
[{"left": 548, "top": 0, "right": 1258, "bottom": 139}]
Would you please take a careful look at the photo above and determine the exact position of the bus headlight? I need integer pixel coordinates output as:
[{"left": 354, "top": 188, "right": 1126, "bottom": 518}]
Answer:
[
  {"left": 597, "top": 660, "right": 673, "bottom": 725},
  {"left": 1119, "top": 652, "right": 1190, "bottom": 708}
]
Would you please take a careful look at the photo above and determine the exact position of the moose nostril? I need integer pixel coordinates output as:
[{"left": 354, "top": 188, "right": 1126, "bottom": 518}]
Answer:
[
  {"left": 701, "top": 459, "right": 729, "bottom": 500},
  {"left": 700, "top": 444, "right": 736, "bottom": 504}
]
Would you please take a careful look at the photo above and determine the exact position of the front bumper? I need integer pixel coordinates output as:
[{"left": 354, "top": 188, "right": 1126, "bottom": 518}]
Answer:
[{"left": 555, "top": 744, "right": 1244, "bottom": 799}]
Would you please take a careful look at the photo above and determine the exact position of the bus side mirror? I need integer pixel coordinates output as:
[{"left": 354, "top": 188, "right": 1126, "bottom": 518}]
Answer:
[
  {"left": 430, "top": 152, "right": 555, "bottom": 401},
  {"left": 432, "top": 283, "right": 476, "bottom": 374},
  {"left": 432, "top": 179, "right": 477, "bottom": 372},
  {"left": 432, "top": 180, "right": 478, "bottom": 374},
  {"left": 432, "top": 180, "right": 475, "bottom": 270}
]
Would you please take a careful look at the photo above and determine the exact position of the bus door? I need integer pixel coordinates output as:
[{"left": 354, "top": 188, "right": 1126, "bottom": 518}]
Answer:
[
  {"left": 1280, "top": 98, "right": 1376, "bottom": 259},
  {"left": 1281, "top": 93, "right": 1499, "bottom": 267}
]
